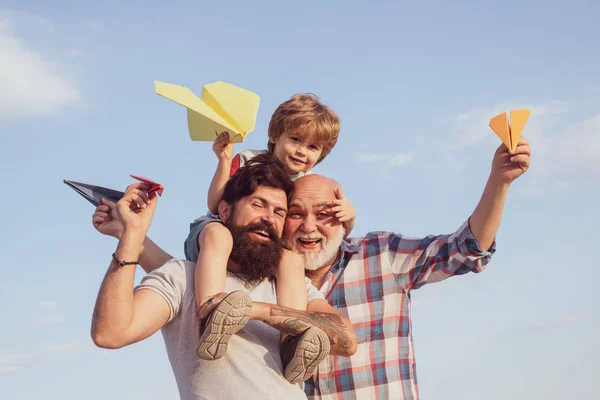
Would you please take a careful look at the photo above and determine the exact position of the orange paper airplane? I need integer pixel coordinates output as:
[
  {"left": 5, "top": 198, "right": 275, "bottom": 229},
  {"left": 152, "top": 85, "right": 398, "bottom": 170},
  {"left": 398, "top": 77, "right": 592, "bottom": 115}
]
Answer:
[{"left": 489, "top": 109, "right": 530, "bottom": 152}]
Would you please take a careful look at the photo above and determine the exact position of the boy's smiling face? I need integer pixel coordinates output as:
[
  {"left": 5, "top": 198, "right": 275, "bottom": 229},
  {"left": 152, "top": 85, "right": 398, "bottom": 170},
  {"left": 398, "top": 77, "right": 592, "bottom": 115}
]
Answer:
[{"left": 271, "top": 131, "right": 323, "bottom": 175}]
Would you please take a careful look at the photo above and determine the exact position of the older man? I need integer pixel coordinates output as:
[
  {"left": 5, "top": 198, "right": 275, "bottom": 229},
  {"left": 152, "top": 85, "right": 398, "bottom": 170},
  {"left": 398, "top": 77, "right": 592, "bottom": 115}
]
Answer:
[
  {"left": 282, "top": 138, "right": 531, "bottom": 399},
  {"left": 92, "top": 138, "right": 530, "bottom": 399},
  {"left": 90, "top": 154, "right": 356, "bottom": 400}
]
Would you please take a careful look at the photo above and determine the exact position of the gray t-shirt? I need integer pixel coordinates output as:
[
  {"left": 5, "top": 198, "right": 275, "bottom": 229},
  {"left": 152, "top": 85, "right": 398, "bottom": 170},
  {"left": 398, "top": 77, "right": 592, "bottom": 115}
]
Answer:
[{"left": 135, "top": 258, "right": 325, "bottom": 400}]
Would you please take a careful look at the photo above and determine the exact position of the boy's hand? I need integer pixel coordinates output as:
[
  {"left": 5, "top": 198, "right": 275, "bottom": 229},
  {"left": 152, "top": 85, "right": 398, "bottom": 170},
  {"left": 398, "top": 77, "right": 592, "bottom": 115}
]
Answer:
[
  {"left": 196, "top": 292, "right": 229, "bottom": 327},
  {"left": 213, "top": 132, "right": 234, "bottom": 162},
  {"left": 331, "top": 187, "right": 356, "bottom": 224},
  {"left": 92, "top": 198, "right": 124, "bottom": 238},
  {"left": 490, "top": 137, "right": 531, "bottom": 186}
]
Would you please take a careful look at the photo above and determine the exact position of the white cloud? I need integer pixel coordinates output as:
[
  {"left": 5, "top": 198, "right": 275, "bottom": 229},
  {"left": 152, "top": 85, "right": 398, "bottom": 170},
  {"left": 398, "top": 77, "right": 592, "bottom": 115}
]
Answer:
[
  {"left": 0, "top": 340, "right": 93, "bottom": 373},
  {"left": 63, "top": 48, "right": 88, "bottom": 58},
  {"left": 34, "top": 315, "right": 64, "bottom": 326},
  {"left": 1, "top": 286, "right": 13, "bottom": 295},
  {"left": 517, "top": 186, "right": 545, "bottom": 198},
  {"left": 46, "top": 342, "right": 80, "bottom": 354},
  {"left": 46, "top": 339, "right": 95, "bottom": 357},
  {"left": 555, "top": 115, "right": 600, "bottom": 175},
  {"left": 0, "top": 10, "right": 55, "bottom": 33},
  {"left": 86, "top": 20, "right": 103, "bottom": 29},
  {"left": 515, "top": 112, "right": 600, "bottom": 196},
  {"left": 516, "top": 312, "right": 592, "bottom": 334},
  {"left": 0, "top": 352, "right": 33, "bottom": 364},
  {"left": 356, "top": 152, "right": 414, "bottom": 175},
  {"left": 0, "top": 366, "right": 25, "bottom": 373},
  {"left": 437, "top": 100, "right": 570, "bottom": 153},
  {"left": 39, "top": 300, "right": 58, "bottom": 309},
  {"left": 356, "top": 152, "right": 413, "bottom": 166},
  {"left": 355, "top": 152, "right": 413, "bottom": 175},
  {"left": 438, "top": 100, "right": 599, "bottom": 195},
  {"left": 0, "top": 352, "right": 32, "bottom": 372},
  {"left": 0, "top": 11, "right": 80, "bottom": 118}
]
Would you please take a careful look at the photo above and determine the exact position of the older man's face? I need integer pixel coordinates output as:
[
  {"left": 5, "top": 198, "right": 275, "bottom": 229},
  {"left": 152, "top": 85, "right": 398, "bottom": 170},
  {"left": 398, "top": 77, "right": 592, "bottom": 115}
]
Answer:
[{"left": 283, "top": 176, "right": 345, "bottom": 271}]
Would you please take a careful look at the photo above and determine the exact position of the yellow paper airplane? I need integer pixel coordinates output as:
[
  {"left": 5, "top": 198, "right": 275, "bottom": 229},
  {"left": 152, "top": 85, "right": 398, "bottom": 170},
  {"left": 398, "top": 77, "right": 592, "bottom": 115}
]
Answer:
[
  {"left": 154, "top": 80, "right": 260, "bottom": 143},
  {"left": 489, "top": 109, "right": 530, "bottom": 152}
]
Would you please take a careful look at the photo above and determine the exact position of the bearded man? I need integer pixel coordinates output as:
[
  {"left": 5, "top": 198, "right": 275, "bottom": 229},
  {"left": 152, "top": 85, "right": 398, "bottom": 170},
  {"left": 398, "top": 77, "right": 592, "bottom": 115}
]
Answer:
[{"left": 90, "top": 154, "right": 357, "bottom": 400}]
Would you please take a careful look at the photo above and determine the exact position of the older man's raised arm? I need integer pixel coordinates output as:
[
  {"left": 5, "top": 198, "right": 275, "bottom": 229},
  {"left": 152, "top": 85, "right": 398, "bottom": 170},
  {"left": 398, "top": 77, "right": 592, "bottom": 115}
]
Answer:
[{"left": 390, "top": 138, "right": 531, "bottom": 291}]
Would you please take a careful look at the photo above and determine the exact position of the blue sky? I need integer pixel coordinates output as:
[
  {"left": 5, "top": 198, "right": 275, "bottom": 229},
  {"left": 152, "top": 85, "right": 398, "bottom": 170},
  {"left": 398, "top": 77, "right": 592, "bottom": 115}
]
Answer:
[{"left": 1, "top": 1, "right": 599, "bottom": 399}]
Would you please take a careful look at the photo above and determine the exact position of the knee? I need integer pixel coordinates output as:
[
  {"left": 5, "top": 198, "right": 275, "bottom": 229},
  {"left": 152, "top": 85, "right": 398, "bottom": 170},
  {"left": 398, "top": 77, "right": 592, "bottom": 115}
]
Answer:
[{"left": 199, "top": 223, "right": 233, "bottom": 250}]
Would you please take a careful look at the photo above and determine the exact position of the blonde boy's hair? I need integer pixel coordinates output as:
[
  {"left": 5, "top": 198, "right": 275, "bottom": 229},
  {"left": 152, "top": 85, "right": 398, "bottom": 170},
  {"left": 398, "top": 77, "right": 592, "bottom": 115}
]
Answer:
[{"left": 267, "top": 93, "right": 340, "bottom": 165}]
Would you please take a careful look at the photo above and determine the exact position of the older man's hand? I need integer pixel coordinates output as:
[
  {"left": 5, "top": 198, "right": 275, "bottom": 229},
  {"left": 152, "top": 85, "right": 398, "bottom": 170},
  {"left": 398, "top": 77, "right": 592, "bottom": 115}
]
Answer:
[{"left": 489, "top": 137, "right": 531, "bottom": 186}]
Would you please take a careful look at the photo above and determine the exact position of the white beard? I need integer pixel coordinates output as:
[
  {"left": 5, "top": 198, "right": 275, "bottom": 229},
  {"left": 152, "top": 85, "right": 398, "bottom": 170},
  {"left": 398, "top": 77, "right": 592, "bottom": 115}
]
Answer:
[{"left": 290, "top": 227, "right": 345, "bottom": 271}]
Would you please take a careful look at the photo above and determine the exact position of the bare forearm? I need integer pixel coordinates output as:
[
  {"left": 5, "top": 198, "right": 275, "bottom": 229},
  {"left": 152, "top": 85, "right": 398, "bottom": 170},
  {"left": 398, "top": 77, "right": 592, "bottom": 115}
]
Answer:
[
  {"left": 91, "top": 230, "right": 144, "bottom": 347},
  {"left": 251, "top": 303, "right": 356, "bottom": 356},
  {"left": 470, "top": 176, "right": 509, "bottom": 251},
  {"left": 207, "top": 160, "right": 232, "bottom": 214},
  {"left": 138, "top": 237, "right": 172, "bottom": 273},
  {"left": 112, "top": 232, "right": 170, "bottom": 274}
]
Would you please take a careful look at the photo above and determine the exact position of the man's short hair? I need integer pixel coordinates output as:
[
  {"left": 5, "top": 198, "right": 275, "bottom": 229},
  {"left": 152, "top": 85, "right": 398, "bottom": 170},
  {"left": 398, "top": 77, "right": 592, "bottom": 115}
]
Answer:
[
  {"left": 222, "top": 153, "right": 294, "bottom": 206},
  {"left": 267, "top": 93, "right": 340, "bottom": 165}
]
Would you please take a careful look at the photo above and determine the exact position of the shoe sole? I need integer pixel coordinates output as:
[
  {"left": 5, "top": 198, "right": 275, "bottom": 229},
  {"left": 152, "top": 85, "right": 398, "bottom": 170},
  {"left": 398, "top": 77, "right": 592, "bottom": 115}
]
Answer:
[
  {"left": 284, "top": 327, "right": 331, "bottom": 384},
  {"left": 196, "top": 291, "right": 252, "bottom": 360}
]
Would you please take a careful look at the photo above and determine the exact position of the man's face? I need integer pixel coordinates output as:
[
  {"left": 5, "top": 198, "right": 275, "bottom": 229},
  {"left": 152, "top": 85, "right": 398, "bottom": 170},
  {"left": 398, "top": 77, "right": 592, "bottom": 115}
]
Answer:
[
  {"left": 283, "top": 176, "right": 345, "bottom": 271},
  {"left": 224, "top": 185, "right": 288, "bottom": 238},
  {"left": 222, "top": 186, "right": 289, "bottom": 280}
]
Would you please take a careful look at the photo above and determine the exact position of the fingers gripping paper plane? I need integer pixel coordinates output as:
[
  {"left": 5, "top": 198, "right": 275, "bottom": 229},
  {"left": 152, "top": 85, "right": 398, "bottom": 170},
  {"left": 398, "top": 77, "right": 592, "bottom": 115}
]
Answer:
[
  {"left": 154, "top": 80, "right": 260, "bottom": 143},
  {"left": 489, "top": 109, "right": 531, "bottom": 152},
  {"left": 129, "top": 175, "right": 164, "bottom": 197},
  {"left": 64, "top": 175, "right": 164, "bottom": 206}
]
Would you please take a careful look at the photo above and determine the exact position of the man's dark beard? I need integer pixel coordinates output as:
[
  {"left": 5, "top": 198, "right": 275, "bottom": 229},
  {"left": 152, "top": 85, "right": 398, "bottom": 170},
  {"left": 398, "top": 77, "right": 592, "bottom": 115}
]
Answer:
[{"left": 227, "top": 221, "right": 284, "bottom": 282}]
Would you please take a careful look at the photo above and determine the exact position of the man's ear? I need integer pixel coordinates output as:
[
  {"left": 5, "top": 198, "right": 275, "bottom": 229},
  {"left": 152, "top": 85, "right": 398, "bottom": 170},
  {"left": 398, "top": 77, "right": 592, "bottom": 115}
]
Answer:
[{"left": 218, "top": 200, "right": 231, "bottom": 223}]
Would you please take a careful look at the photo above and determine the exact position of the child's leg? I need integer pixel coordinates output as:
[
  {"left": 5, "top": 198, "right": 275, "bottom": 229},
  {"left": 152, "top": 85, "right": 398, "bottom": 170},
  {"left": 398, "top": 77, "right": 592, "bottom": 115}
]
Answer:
[
  {"left": 194, "top": 222, "right": 233, "bottom": 310},
  {"left": 274, "top": 249, "right": 308, "bottom": 311},
  {"left": 275, "top": 250, "right": 329, "bottom": 384},
  {"left": 194, "top": 222, "right": 251, "bottom": 360}
]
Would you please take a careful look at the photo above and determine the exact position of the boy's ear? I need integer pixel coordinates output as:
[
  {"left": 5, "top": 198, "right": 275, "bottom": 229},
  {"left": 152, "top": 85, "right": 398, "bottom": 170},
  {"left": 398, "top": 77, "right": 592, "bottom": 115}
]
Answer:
[{"left": 218, "top": 200, "right": 231, "bottom": 223}]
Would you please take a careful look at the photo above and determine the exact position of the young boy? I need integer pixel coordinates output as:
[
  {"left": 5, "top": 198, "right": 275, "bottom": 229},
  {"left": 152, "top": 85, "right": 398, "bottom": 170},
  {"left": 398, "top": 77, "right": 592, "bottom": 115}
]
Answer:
[{"left": 184, "top": 93, "right": 355, "bottom": 383}]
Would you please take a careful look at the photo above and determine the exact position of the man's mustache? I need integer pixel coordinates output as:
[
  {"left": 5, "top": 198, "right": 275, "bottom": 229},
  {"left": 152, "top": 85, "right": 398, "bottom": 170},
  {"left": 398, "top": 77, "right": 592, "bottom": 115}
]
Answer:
[{"left": 238, "top": 221, "right": 279, "bottom": 242}]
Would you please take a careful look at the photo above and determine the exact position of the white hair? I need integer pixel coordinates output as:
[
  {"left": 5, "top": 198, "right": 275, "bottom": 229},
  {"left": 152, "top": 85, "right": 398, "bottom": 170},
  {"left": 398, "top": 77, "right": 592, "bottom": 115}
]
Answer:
[{"left": 289, "top": 226, "right": 345, "bottom": 271}]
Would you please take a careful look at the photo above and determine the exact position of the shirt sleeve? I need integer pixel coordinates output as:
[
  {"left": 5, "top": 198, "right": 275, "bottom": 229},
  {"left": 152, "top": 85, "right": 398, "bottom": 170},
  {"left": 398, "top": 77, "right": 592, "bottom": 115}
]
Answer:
[
  {"left": 388, "top": 219, "right": 496, "bottom": 291},
  {"left": 134, "top": 258, "right": 187, "bottom": 324},
  {"left": 229, "top": 153, "right": 241, "bottom": 177},
  {"left": 304, "top": 277, "right": 326, "bottom": 302}
]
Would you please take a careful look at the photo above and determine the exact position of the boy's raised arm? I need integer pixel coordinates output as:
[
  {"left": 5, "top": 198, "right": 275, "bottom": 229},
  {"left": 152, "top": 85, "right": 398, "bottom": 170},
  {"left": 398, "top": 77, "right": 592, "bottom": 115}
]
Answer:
[
  {"left": 207, "top": 132, "right": 235, "bottom": 214},
  {"left": 330, "top": 186, "right": 356, "bottom": 237}
]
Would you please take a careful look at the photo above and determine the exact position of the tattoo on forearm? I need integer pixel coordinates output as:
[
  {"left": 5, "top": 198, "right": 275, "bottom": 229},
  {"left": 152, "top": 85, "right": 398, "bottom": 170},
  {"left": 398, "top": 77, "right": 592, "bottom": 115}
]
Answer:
[{"left": 266, "top": 308, "right": 353, "bottom": 350}]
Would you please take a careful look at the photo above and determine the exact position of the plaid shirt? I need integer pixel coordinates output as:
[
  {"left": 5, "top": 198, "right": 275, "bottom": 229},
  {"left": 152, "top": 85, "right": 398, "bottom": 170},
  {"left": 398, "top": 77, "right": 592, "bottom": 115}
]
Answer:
[{"left": 304, "top": 219, "right": 496, "bottom": 399}]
